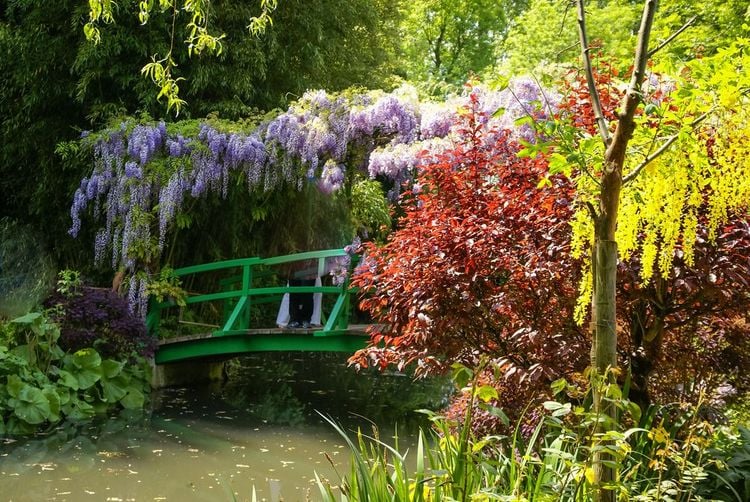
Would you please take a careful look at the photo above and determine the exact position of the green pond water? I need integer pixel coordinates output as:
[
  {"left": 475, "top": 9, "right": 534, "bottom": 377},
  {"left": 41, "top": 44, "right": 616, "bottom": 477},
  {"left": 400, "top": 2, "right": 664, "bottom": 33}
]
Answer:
[{"left": 0, "top": 352, "right": 452, "bottom": 501}]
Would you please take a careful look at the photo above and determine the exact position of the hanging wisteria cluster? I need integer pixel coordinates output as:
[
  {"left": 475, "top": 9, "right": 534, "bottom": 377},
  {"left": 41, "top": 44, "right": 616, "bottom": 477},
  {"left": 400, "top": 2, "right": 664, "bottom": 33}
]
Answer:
[{"left": 69, "top": 78, "right": 558, "bottom": 317}]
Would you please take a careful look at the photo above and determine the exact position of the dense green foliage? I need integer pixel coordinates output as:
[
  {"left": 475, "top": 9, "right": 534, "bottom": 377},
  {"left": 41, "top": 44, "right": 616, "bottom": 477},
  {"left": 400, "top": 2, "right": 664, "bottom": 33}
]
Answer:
[
  {"left": 494, "top": 0, "right": 641, "bottom": 80},
  {"left": 0, "top": 310, "right": 150, "bottom": 435},
  {"left": 399, "top": 0, "right": 521, "bottom": 90},
  {"left": 493, "top": 0, "right": 750, "bottom": 82},
  {"left": 0, "top": 0, "right": 400, "bottom": 271}
]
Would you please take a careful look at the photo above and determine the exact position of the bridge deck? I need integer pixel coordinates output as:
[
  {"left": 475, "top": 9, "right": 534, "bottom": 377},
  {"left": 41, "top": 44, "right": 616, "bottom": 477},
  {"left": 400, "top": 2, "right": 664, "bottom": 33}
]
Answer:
[
  {"left": 158, "top": 324, "right": 372, "bottom": 346},
  {"left": 154, "top": 325, "right": 373, "bottom": 364}
]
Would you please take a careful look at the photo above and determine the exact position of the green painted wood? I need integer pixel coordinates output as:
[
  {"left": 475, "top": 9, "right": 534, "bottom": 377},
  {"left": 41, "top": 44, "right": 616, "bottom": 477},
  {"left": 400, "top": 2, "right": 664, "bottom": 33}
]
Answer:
[
  {"left": 150, "top": 248, "right": 362, "bottom": 361},
  {"left": 322, "top": 293, "right": 347, "bottom": 332},
  {"left": 241, "top": 264, "right": 252, "bottom": 329},
  {"left": 260, "top": 248, "right": 346, "bottom": 266},
  {"left": 155, "top": 332, "right": 368, "bottom": 364},
  {"left": 222, "top": 296, "right": 247, "bottom": 332},
  {"left": 173, "top": 257, "right": 262, "bottom": 276},
  {"left": 180, "top": 285, "right": 342, "bottom": 307},
  {"left": 313, "top": 328, "right": 353, "bottom": 337}
]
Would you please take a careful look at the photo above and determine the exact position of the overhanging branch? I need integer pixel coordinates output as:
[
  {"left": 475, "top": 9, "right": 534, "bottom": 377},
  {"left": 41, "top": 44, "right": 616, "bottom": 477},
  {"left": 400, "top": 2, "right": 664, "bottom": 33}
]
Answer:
[
  {"left": 648, "top": 16, "right": 697, "bottom": 58},
  {"left": 623, "top": 111, "right": 710, "bottom": 184},
  {"left": 576, "top": 0, "right": 610, "bottom": 145}
]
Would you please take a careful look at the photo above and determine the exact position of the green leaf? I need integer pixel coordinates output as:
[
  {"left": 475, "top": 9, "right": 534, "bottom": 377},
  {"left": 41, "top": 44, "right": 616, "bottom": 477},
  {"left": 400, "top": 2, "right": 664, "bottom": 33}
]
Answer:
[
  {"left": 11, "top": 312, "right": 42, "bottom": 324},
  {"left": 11, "top": 345, "right": 37, "bottom": 365},
  {"left": 475, "top": 384, "right": 498, "bottom": 403},
  {"left": 42, "top": 386, "right": 61, "bottom": 422},
  {"left": 14, "top": 385, "right": 51, "bottom": 424},
  {"left": 551, "top": 378, "right": 567, "bottom": 395},
  {"left": 547, "top": 152, "right": 568, "bottom": 175},
  {"left": 54, "top": 368, "right": 80, "bottom": 390},
  {"left": 75, "top": 367, "right": 103, "bottom": 390},
  {"left": 478, "top": 402, "right": 510, "bottom": 426},
  {"left": 450, "top": 363, "right": 473, "bottom": 389},
  {"left": 605, "top": 383, "right": 622, "bottom": 400},
  {"left": 64, "top": 398, "right": 96, "bottom": 420},
  {"left": 72, "top": 348, "right": 102, "bottom": 370},
  {"left": 101, "top": 376, "right": 129, "bottom": 403},
  {"left": 6, "top": 374, "right": 24, "bottom": 398},
  {"left": 101, "top": 359, "right": 124, "bottom": 379},
  {"left": 543, "top": 400, "right": 564, "bottom": 411},
  {"left": 120, "top": 388, "right": 145, "bottom": 409}
]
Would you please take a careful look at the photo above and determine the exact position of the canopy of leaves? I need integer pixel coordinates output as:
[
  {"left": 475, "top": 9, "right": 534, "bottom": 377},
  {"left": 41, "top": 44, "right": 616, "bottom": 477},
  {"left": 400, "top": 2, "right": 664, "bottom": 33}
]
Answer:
[
  {"left": 0, "top": 0, "right": 402, "bottom": 272},
  {"left": 399, "top": 0, "right": 520, "bottom": 90},
  {"left": 493, "top": 0, "right": 640, "bottom": 81}
]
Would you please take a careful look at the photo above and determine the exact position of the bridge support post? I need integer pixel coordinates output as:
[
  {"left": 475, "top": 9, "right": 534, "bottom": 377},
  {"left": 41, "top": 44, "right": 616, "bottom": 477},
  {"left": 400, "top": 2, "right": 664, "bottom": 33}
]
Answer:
[{"left": 150, "top": 359, "right": 227, "bottom": 388}]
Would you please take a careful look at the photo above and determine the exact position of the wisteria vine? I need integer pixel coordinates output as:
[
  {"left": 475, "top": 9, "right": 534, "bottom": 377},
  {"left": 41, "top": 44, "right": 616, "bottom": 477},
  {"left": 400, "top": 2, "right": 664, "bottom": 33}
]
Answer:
[{"left": 69, "top": 79, "right": 559, "bottom": 317}]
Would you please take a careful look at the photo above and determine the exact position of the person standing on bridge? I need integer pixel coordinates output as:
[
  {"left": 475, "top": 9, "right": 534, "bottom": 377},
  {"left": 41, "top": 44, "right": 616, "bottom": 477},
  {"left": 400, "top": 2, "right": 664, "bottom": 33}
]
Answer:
[{"left": 286, "top": 259, "right": 317, "bottom": 329}]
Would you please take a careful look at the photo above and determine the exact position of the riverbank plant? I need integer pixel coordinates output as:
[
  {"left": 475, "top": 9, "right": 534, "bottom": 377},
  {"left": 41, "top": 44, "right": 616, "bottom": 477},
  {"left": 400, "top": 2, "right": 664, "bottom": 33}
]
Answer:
[
  {"left": 315, "top": 365, "right": 745, "bottom": 500},
  {"left": 0, "top": 276, "right": 152, "bottom": 435}
]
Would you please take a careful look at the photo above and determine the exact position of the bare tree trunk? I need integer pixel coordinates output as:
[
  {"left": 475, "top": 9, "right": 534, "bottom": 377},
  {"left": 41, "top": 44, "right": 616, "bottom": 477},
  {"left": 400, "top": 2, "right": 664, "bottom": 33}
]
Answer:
[{"left": 575, "top": 1, "right": 659, "bottom": 500}]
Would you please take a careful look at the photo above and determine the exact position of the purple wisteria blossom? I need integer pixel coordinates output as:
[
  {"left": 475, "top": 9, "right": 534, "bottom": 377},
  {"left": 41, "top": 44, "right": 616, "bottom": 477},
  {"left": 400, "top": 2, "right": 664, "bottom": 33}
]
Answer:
[
  {"left": 69, "top": 82, "right": 558, "bottom": 314},
  {"left": 317, "top": 160, "right": 346, "bottom": 194}
]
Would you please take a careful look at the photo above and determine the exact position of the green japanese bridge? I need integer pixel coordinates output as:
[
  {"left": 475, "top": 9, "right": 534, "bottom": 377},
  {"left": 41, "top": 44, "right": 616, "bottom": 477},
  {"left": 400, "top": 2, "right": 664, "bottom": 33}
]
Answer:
[{"left": 147, "top": 249, "right": 370, "bottom": 365}]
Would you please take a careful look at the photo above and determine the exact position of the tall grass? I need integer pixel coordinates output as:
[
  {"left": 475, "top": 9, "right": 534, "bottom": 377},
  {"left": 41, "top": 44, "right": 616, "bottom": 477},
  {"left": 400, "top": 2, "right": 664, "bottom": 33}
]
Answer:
[{"left": 314, "top": 373, "right": 739, "bottom": 501}]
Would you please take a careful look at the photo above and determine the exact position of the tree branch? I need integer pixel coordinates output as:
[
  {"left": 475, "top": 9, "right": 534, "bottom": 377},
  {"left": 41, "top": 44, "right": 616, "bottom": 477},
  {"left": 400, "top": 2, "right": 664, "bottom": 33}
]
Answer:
[
  {"left": 623, "top": 111, "right": 710, "bottom": 184},
  {"left": 620, "top": 0, "right": 658, "bottom": 124},
  {"left": 585, "top": 201, "right": 599, "bottom": 221},
  {"left": 648, "top": 16, "right": 697, "bottom": 58},
  {"left": 576, "top": 0, "right": 610, "bottom": 145}
]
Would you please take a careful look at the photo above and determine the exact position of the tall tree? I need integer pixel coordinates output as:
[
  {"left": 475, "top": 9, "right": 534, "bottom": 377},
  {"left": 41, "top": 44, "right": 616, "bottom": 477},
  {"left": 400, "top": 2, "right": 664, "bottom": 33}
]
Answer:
[
  {"left": 493, "top": 0, "right": 750, "bottom": 82},
  {"left": 564, "top": 1, "right": 750, "bottom": 498},
  {"left": 399, "top": 0, "right": 519, "bottom": 89}
]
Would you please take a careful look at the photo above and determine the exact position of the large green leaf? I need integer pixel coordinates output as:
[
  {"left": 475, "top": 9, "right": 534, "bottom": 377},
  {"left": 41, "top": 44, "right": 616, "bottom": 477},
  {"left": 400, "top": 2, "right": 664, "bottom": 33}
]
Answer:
[
  {"left": 100, "top": 375, "right": 128, "bottom": 403},
  {"left": 14, "top": 385, "right": 51, "bottom": 424},
  {"left": 10, "top": 312, "right": 42, "bottom": 324},
  {"left": 54, "top": 368, "right": 80, "bottom": 390},
  {"left": 11, "top": 344, "right": 37, "bottom": 365},
  {"left": 6, "top": 374, "right": 24, "bottom": 398},
  {"left": 101, "top": 359, "right": 124, "bottom": 379},
  {"left": 56, "top": 385, "right": 71, "bottom": 406},
  {"left": 120, "top": 388, "right": 145, "bottom": 410},
  {"left": 75, "top": 367, "right": 102, "bottom": 390},
  {"left": 42, "top": 385, "right": 61, "bottom": 422},
  {"left": 71, "top": 348, "right": 102, "bottom": 370},
  {"left": 63, "top": 397, "right": 95, "bottom": 420},
  {"left": 64, "top": 349, "right": 103, "bottom": 389}
]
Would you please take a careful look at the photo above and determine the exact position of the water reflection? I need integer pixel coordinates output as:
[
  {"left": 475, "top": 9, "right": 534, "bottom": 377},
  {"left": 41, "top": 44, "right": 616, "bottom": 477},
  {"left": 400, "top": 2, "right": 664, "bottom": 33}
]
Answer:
[
  {"left": 0, "top": 352, "right": 451, "bottom": 501},
  {"left": 220, "top": 352, "right": 452, "bottom": 432}
]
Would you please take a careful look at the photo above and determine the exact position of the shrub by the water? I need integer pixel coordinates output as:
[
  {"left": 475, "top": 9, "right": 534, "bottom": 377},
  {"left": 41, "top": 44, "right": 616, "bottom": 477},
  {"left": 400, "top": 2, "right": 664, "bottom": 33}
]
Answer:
[
  {"left": 45, "top": 286, "right": 156, "bottom": 360},
  {"left": 1, "top": 311, "right": 150, "bottom": 436}
]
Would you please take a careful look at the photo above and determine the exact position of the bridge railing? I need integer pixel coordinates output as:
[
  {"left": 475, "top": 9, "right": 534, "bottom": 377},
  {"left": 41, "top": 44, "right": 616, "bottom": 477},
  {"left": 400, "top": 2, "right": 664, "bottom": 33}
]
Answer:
[{"left": 146, "top": 248, "right": 358, "bottom": 339}]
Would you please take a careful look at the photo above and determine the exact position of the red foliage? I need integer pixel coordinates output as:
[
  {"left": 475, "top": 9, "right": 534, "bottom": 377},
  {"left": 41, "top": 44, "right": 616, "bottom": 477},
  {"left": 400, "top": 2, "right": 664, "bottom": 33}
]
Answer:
[
  {"left": 556, "top": 59, "right": 624, "bottom": 136},
  {"left": 350, "top": 96, "right": 588, "bottom": 418},
  {"left": 555, "top": 57, "right": 675, "bottom": 136}
]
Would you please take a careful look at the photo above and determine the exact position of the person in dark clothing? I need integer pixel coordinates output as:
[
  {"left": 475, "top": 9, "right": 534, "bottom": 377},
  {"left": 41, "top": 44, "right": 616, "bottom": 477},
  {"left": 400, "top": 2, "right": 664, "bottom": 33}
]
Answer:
[
  {"left": 287, "top": 277, "right": 316, "bottom": 328},
  {"left": 285, "top": 259, "right": 317, "bottom": 329}
]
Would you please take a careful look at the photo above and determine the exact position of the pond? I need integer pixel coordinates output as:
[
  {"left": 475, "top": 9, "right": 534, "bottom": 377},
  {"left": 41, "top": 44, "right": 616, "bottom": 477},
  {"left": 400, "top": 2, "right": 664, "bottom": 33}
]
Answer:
[{"left": 0, "top": 352, "right": 452, "bottom": 501}]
